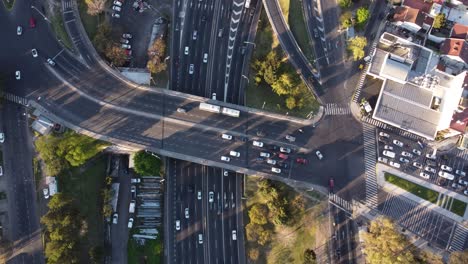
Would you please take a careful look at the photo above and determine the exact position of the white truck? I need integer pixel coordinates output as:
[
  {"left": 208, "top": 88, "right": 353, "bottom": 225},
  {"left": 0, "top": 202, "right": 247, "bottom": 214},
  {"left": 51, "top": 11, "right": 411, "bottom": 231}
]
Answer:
[{"left": 129, "top": 200, "right": 136, "bottom": 213}]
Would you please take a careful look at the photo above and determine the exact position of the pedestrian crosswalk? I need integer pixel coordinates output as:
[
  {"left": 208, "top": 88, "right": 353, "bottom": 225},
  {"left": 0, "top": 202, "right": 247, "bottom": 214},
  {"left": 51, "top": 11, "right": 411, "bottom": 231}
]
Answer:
[
  {"left": 63, "top": 0, "right": 74, "bottom": 10},
  {"left": 362, "top": 116, "right": 427, "bottom": 142},
  {"left": 353, "top": 42, "right": 378, "bottom": 103},
  {"left": 363, "top": 123, "right": 378, "bottom": 209},
  {"left": 455, "top": 148, "right": 468, "bottom": 161},
  {"left": 329, "top": 193, "right": 353, "bottom": 213},
  {"left": 325, "top": 103, "right": 351, "bottom": 116},
  {"left": 381, "top": 192, "right": 463, "bottom": 250},
  {"left": 3, "top": 92, "right": 29, "bottom": 106},
  {"left": 362, "top": 116, "right": 387, "bottom": 130},
  {"left": 449, "top": 224, "right": 468, "bottom": 252}
]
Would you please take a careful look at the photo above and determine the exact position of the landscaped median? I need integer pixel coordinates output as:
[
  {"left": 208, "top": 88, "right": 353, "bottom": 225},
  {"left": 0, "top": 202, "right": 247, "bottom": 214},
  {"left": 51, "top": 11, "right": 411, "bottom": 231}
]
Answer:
[{"left": 384, "top": 172, "right": 467, "bottom": 217}]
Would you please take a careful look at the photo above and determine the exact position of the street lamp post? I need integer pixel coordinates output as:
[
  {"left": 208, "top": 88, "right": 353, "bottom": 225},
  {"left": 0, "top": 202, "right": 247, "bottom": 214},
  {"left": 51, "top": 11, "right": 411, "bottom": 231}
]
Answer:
[
  {"left": 31, "top": 5, "right": 50, "bottom": 23},
  {"left": 243, "top": 41, "right": 256, "bottom": 48}
]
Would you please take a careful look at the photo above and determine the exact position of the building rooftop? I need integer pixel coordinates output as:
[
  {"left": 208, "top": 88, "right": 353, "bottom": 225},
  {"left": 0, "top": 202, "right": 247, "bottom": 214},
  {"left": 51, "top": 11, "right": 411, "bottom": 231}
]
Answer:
[
  {"left": 403, "top": 0, "right": 433, "bottom": 14},
  {"left": 440, "top": 38, "right": 468, "bottom": 64},
  {"left": 450, "top": 108, "right": 468, "bottom": 133},
  {"left": 451, "top": 23, "right": 468, "bottom": 39},
  {"left": 393, "top": 6, "right": 425, "bottom": 26}
]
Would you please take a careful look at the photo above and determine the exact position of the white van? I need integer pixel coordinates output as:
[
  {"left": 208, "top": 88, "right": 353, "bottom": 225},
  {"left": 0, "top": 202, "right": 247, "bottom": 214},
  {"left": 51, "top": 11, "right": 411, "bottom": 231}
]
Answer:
[
  {"left": 382, "top": 150, "right": 395, "bottom": 158},
  {"left": 221, "top": 134, "right": 233, "bottom": 140},
  {"left": 229, "top": 151, "right": 240, "bottom": 157},
  {"left": 438, "top": 171, "right": 455, "bottom": 180}
]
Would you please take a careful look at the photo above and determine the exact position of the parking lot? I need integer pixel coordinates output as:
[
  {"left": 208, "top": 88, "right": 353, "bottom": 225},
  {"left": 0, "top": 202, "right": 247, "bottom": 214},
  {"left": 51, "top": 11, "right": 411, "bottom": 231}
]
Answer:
[{"left": 376, "top": 129, "right": 468, "bottom": 196}]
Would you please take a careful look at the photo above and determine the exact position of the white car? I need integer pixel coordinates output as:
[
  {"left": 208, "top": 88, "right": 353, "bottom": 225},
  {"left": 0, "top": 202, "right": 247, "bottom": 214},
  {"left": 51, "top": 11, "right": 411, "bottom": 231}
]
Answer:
[
  {"left": 412, "top": 149, "right": 422, "bottom": 156},
  {"left": 121, "top": 44, "right": 131, "bottom": 49},
  {"left": 384, "top": 145, "right": 393, "bottom": 150},
  {"left": 456, "top": 170, "right": 466, "bottom": 177},
  {"left": 112, "top": 5, "right": 122, "bottom": 11},
  {"left": 221, "top": 134, "right": 232, "bottom": 140},
  {"left": 285, "top": 135, "right": 296, "bottom": 142},
  {"left": 203, "top": 53, "right": 208, "bottom": 63},
  {"left": 419, "top": 172, "right": 430, "bottom": 179},
  {"left": 122, "top": 33, "right": 133, "bottom": 39},
  {"left": 425, "top": 153, "right": 436, "bottom": 160},
  {"left": 113, "top": 0, "right": 122, "bottom": 6},
  {"left": 379, "top": 132, "right": 390, "bottom": 138},
  {"left": 393, "top": 140, "right": 404, "bottom": 147},
  {"left": 209, "top": 191, "right": 214, "bottom": 203},
  {"left": 43, "top": 188, "right": 50, "bottom": 199},
  {"left": 212, "top": 93, "right": 216, "bottom": 100},
  {"left": 112, "top": 13, "right": 121, "bottom": 18},
  {"left": 271, "top": 167, "right": 281, "bottom": 173},
  {"left": 425, "top": 166, "right": 436, "bottom": 173},
  {"left": 452, "top": 183, "right": 462, "bottom": 189},
  {"left": 260, "top": 152, "right": 270, "bottom": 158},
  {"left": 412, "top": 162, "right": 423, "bottom": 169},
  {"left": 252, "top": 141, "right": 264, "bottom": 147},
  {"left": 120, "top": 38, "right": 130, "bottom": 44},
  {"left": 15, "top": 71, "right": 20, "bottom": 80},
  {"left": 229, "top": 151, "right": 240, "bottom": 157},
  {"left": 185, "top": 208, "right": 189, "bottom": 219},
  {"left": 184, "top": 46, "right": 189, "bottom": 55},
  {"left": 458, "top": 179, "right": 468, "bottom": 186},
  {"left": 377, "top": 157, "right": 388, "bottom": 163},
  {"left": 316, "top": 150, "right": 323, "bottom": 160},
  {"left": 175, "top": 220, "right": 181, "bottom": 230},
  {"left": 221, "top": 156, "right": 230, "bottom": 162},
  {"left": 440, "top": 165, "right": 453, "bottom": 172},
  {"left": 232, "top": 230, "right": 237, "bottom": 240},
  {"left": 198, "top": 234, "right": 203, "bottom": 244},
  {"left": 399, "top": 157, "right": 409, "bottom": 163},
  {"left": 47, "top": 58, "right": 56, "bottom": 66},
  {"left": 128, "top": 218, "right": 134, "bottom": 228},
  {"left": 17, "top": 26, "right": 22, "bottom": 35},
  {"left": 266, "top": 159, "right": 276, "bottom": 165},
  {"left": 0, "top": 133, "right": 4, "bottom": 143},
  {"left": 401, "top": 151, "right": 413, "bottom": 158},
  {"left": 0, "top": 166, "right": 2, "bottom": 176},
  {"left": 189, "top": 64, "right": 194, "bottom": 74},
  {"left": 31, "top": 48, "right": 38, "bottom": 57},
  {"left": 112, "top": 213, "right": 119, "bottom": 224},
  {"left": 465, "top": 190, "right": 468, "bottom": 196},
  {"left": 280, "top": 147, "right": 291, "bottom": 153},
  {"left": 192, "top": 30, "right": 197, "bottom": 40},
  {"left": 197, "top": 191, "right": 202, "bottom": 200},
  {"left": 389, "top": 161, "right": 400, "bottom": 168},
  {"left": 223, "top": 170, "right": 228, "bottom": 176},
  {"left": 438, "top": 171, "right": 455, "bottom": 180}
]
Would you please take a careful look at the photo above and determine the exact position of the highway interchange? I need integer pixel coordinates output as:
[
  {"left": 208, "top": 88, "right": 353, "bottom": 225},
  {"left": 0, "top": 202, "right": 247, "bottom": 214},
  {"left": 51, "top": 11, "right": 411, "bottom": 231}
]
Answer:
[{"left": 0, "top": 0, "right": 393, "bottom": 263}]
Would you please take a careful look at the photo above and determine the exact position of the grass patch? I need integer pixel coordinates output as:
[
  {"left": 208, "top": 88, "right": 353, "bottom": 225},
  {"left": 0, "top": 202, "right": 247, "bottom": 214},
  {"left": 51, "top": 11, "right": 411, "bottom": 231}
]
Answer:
[
  {"left": 288, "top": 0, "right": 314, "bottom": 60},
  {"left": 77, "top": 0, "right": 103, "bottom": 41},
  {"left": 50, "top": 14, "right": 73, "bottom": 50},
  {"left": 2, "top": 0, "right": 14, "bottom": 10},
  {"left": 244, "top": 176, "right": 325, "bottom": 263},
  {"left": 385, "top": 173, "right": 438, "bottom": 203},
  {"left": 451, "top": 199, "right": 467, "bottom": 217},
  {"left": 59, "top": 155, "right": 107, "bottom": 261},
  {"left": 33, "top": 157, "right": 42, "bottom": 191},
  {"left": 128, "top": 234, "right": 163, "bottom": 264},
  {"left": 278, "top": 0, "right": 290, "bottom": 23}
]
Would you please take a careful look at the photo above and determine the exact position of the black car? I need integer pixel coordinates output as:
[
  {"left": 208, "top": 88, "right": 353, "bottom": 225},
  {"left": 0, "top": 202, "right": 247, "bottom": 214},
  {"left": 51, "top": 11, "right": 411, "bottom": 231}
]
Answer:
[
  {"left": 256, "top": 130, "right": 266, "bottom": 137},
  {"left": 269, "top": 145, "right": 279, "bottom": 151},
  {"left": 278, "top": 162, "right": 289, "bottom": 169}
]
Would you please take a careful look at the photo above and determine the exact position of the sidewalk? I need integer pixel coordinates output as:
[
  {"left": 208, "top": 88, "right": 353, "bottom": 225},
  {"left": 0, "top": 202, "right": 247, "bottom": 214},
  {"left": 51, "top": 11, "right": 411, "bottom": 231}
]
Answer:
[{"left": 376, "top": 163, "right": 468, "bottom": 223}]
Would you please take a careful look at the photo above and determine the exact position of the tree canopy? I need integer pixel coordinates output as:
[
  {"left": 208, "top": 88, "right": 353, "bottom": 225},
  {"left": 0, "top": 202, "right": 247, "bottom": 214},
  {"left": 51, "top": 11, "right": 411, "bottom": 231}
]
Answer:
[
  {"left": 106, "top": 45, "right": 127, "bottom": 67},
  {"left": 347, "top": 36, "right": 367, "bottom": 61},
  {"left": 362, "top": 217, "right": 416, "bottom": 264},
  {"left": 85, "top": 0, "right": 107, "bottom": 16},
  {"left": 449, "top": 250, "right": 468, "bottom": 264},
  {"left": 147, "top": 38, "right": 167, "bottom": 74},
  {"left": 133, "top": 151, "right": 162, "bottom": 176},
  {"left": 340, "top": 11, "right": 354, "bottom": 29},
  {"left": 356, "top": 7, "right": 370, "bottom": 28},
  {"left": 338, "top": 0, "right": 352, "bottom": 9},
  {"left": 433, "top": 13, "right": 446, "bottom": 29}
]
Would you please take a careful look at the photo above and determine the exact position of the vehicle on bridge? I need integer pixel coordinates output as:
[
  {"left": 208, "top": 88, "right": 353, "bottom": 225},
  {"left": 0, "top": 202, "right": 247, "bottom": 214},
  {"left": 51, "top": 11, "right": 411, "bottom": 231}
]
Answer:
[
  {"left": 222, "top": 107, "right": 240, "bottom": 117},
  {"left": 199, "top": 103, "right": 221, "bottom": 113}
]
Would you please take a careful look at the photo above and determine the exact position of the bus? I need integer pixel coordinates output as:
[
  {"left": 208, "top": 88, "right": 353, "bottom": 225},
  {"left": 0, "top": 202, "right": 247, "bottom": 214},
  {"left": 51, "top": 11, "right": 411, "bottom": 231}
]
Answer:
[
  {"left": 222, "top": 107, "right": 240, "bottom": 118},
  {"left": 199, "top": 103, "right": 221, "bottom": 113}
]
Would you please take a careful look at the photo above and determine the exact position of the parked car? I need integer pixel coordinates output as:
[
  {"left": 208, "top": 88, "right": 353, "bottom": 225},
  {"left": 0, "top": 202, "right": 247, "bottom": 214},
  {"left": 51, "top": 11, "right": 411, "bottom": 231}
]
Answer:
[
  {"left": 456, "top": 170, "right": 466, "bottom": 177},
  {"left": 452, "top": 183, "right": 462, "bottom": 189},
  {"left": 112, "top": 5, "right": 122, "bottom": 11},
  {"left": 229, "top": 151, "right": 240, "bottom": 157},
  {"left": 112, "top": 213, "right": 119, "bottom": 224},
  {"left": 0, "top": 133, "right": 4, "bottom": 143},
  {"left": 121, "top": 44, "right": 131, "bottom": 49},
  {"left": 47, "top": 58, "right": 56, "bottom": 66},
  {"left": 389, "top": 161, "right": 400, "bottom": 168},
  {"left": 266, "top": 159, "right": 276, "bottom": 165},
  {"left": 440, "top": 165, "right": 453, "bottom": 172},
  {"left": 131, "top": 178, "right": 141, "bottom": 183},
  {"left": 112, "top": 13, "right": 121, "bottom": 18},
  {"left": 378, "top": 157, "right": 388, "bottom": 163},
  {"left": 252, "top": 141, "right": 264, "bottom": 147},
  {"left": 43, "top": 188, "right": 50, "bottom": 199},
  {"left": 426, "top": 159, "right": 437, "bottom": 166},
  {"left": 271, "top": 167, "right": 281, "bottom": 174},
  {"left": 128, "top": 218, "right": 134, "bottom": 228},
  {"left": 419, "top": 172, "right": 430, "bottom": 179},
  {"left": 122, "top": 33, "right": 133, "bottom": 39},
  {"left": 278, "top": 153, "right": 288, "bottom": 160},
  {"left": 458, "top": 179, "right": 468, "bottom": 186},
  {"left": 260, "top": 152, "right": 270, "bottom": 158},
  {"left": 438, "top": 171, "right": 455, "bottom": 180},
  {"left": 296, "top": 158, "right": 308, "bottom": 164},
  {"left": 285, "top": 135, "right": 296, "bottom": 142},
  {"left": 221, "top": 134, "right": 232, "bottom": 140},
  {"left": 29, "top": 17, "right": 36, "bottom": 28},
  {"left": 399, "top": 157, "right": 409, "bottom": 163},
  {"left": 393, "top": 140, "right": 404, "bottom": 147},
  {"left": 425, "top": 166, "right": 436, "bottom": 174},
  {"left": 401, "top": 151, "right": 413, "bottom": 158},
  {"left": 412, "top": 149, "right": 422, "bottom": 156},
  {"left": 315, "top": 150, "right": 323, "bottom": 160},
  {"left": 120, "top": 38, "right": 130, "bottom": 44},
  {"left": 221, "top": 156, "right": 230, "bottom": 162},
  {"left": 384, "top": 145, "right": 393, "bottom": 150},
  {"left": 280, "top": 147, "right": 291, "bottom": 153},
  {"left": 379, "top": 132, "right": 390, "bottom": 138},
  {"left": 113, "top": 0, "right": 122, "bottom": 6},
  {"left": 426, "top": 153, "right": 437, "bottom": 160},
  {"left": 412, "top": 162, "right": 423, "bottom": 169}
]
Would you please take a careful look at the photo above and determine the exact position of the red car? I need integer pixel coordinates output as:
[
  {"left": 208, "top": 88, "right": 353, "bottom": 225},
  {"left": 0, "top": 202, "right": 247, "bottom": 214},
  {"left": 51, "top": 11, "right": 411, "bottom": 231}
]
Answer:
[
  {"left": 29, "top": 17, "right": 36, "bottom": 28},
  {"left": 296, "top": 158, "right": 308, "bottom": 164},
  {"left": 278, "top": 153, "right": 288, "bottom": 160}
]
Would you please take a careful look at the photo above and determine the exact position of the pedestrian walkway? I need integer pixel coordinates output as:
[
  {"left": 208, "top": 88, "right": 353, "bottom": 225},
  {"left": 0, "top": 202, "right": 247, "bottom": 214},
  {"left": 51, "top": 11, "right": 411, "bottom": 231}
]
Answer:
[
  {"left": 449, "top": 224, "right": 468, "bottom": 252},
  {"left": 3, "top": 93, "right": 29, "bottom": 106},
  {"left": 362, "top": 116, "right": 427, "bottom": 142},
  {"left": 455, "top": 148, "right": 468, "bottom": 160},
  {"left": 324, "top": 103, "right": 351, "bottom": 116},
  {"left": 363, "top": 123, "right": 378, "bottom": 209},
  {"left": 63, "top": 0, "right": 74, "bottom": 10},
  {"left": 329, "top": 193, "right": 353, "bottom": 213},
  {"left": 352, "top": 41, "right": 378, "bottom": 103},
  {"left": 362, "top": 116, "right": 387, "bottom": 129}
]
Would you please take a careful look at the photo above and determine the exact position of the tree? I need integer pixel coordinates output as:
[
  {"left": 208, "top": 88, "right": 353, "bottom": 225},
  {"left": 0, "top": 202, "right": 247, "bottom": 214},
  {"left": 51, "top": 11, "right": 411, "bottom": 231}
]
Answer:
[
  {"left": 338, "top": 0, "right": 352, "bottom": 8},
  {"left": 285, "top": 96, "right": 296, "bottom": 110},
  {"left": 133, "top": 151, "right": 162, "bottom": 176},
  {"left": 147, "top": 57, "right": 167, "bottom": 74},
  {"left": 93, "top": 23, "right": 112, "bottom": 53},
  {"left": 347, "top": 36, "right": 367, "bottom": 61},
  {"left": 106, "top": 45, "right": 127, "bottom": 67},
  {"left": 449, "top": 250, "right": 468, "bottom": 264},
  {"left": 340, "top": 11, "right": 354, "bottom": 29},
  {"left": 35, "top": 135, "right": 68, "bottom": 176},
  {"left": 248, "top": 204, "right": 269, "bottom": 225},
  {"left": 248, "top": 248, "right": 260, "bottom": 261},
  {"left": 102, "top": 189, "right": 113, "bottom": 218},
  {"left": 304, "top": 248, "right": 317, "bottom": 264},
  {"left": 147, "top": 38, "right": 167, "bottom": 74},
  {"left": 245, "top": 223, "right": 260, "bottom": 242},
  {"left": 56, "top": 131, "right": 108, "bottom": 167},
  {"left": 85, "top": 0, "right": 107, "bottom": 16},
  {"left": 362, "top": 217, "right": 416, "bottom": 264},
  {"left": 433, "top": 13, "right": 446, "bottom": 29},
  {"left": 356, "top": 7, "right": 370, "bottom": 27},
  {"left": 89, "top": 246, "right": 104, "bottom": 264}
]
